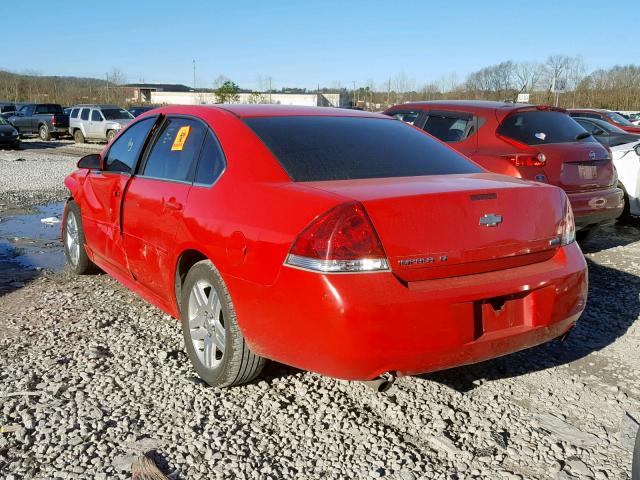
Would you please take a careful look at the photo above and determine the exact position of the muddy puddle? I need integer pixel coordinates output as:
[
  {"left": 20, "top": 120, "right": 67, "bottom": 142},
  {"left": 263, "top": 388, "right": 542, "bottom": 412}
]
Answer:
[{"left": 0, "top": 202, "right": 65, "bottom": 293}]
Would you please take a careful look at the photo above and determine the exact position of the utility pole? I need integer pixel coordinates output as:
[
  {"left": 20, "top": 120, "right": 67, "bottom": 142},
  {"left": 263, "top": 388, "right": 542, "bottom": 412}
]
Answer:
[
  {"left": 268, "top": 77, "right": 272, "bottom": 104},
  {"left": 193, "top": 59, "right": 196, "bottom": 90},
  {"left": 353, "top": 80, "right": 356, "bottom": 108},
  {"left": 106, "top": 72, "right": 109, "bottom": 103}
]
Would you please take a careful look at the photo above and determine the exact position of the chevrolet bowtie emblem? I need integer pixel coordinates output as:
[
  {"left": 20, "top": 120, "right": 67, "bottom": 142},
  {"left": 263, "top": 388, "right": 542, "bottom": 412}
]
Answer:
[{"left": 479, "top": 214, "right": 502, "bottom": 227}]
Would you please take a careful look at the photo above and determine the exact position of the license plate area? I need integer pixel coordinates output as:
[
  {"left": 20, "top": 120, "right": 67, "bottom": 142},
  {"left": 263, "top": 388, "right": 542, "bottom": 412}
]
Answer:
[
  {"left": 578, "top": 165, "right": 598, "bottom": 180},
  {"left": 473, "top": 292, "right": 528, "bottom": 339}
]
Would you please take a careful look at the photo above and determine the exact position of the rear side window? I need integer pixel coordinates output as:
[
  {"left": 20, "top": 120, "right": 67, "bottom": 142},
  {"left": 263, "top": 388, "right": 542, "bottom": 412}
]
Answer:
[
  {"left": 245, "top": 116, "right": 481, "bottom": 182},
  {"left": 423, "top": 113, "right": 474, "bottom": 143},
  {"left": 142, "top": 117, "right": 206, "bottom": 182},
  {"left": 104, "top": 117, "right": 156, "bottom": 174},
  {"left": 194, "top": 131, "right": 225, "bottom": 185},
  {"left": 71, "top": 108, "right": 79, "bottom": 119},
  {"left": 387, "top": 110, "right": 421, "bottom": 125},
  {"left": 497, "top": 111, "right": 593, "bottom": 145},
  {"left": 91, "top": 110, "right": 102, "bottom": 121},
  {"left": 80, "top": 109, "right": 90, "bottom": 121},
  {"left": 34, "top": 104, "right": 63, "bottom": 115}
]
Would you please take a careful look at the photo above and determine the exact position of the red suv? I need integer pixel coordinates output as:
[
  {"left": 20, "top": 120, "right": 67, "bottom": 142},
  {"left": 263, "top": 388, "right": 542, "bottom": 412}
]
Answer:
[
  {"left": 569, "top": 108, "right": 640, "bottom": 134},
  {"left": 385, "top": 101, "right": 623, "bottom": 240}
]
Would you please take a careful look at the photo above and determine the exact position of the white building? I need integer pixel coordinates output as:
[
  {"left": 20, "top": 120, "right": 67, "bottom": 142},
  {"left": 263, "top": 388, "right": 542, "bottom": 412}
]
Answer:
[{"left": 126, "top": 84, "right": 346, "bottom": 108}]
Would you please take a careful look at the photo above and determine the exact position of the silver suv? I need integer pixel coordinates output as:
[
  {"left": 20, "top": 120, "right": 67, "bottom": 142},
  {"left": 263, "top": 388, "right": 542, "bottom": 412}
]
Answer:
[{"left": 69, "top": 104, "right": 134, "bottom": 143}]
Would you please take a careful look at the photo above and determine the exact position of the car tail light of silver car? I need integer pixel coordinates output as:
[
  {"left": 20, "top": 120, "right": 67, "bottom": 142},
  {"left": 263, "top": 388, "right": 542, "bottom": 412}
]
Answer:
[{"left": 285, "top": 202, "right": 390, "bottom": 273}]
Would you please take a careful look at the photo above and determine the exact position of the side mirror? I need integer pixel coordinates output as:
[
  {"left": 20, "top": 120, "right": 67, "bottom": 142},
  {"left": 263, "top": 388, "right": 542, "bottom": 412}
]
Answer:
[
  {"left": 635, "top": 144, "right": 640, "bottom": 157},
  {"left": 77, "top": 153, "right": 102, "bottom": 170}
]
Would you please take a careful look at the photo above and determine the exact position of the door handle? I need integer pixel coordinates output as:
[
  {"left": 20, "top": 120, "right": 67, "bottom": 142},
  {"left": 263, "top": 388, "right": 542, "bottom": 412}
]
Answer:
[
  {"left": 164, "top": 198, "right": 183, "bottom": 211},
  {"left": 114, "top": 189, "right": 120, "bottom": 197}
]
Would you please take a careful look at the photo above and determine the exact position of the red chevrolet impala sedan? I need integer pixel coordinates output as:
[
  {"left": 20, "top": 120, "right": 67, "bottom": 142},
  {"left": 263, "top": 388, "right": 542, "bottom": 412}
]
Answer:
[
  {"left": 384, "top": 101, "right": 624, "bottom": 242},
  {"left": 62, "top": 105, "right": 587, "bottom": 388}
]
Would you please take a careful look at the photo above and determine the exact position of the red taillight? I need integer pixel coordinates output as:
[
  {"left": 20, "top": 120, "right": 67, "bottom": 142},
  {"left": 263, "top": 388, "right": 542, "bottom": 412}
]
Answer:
[
  {"left": 285, "top": 202, "right": 389, "bottom": 273},
  {"left": 51, "top": 117, "right": 57, "bottom": 126},
  {"left": 502, "top": 153, "right": 547, "bottom": 167},
  {"left": 496, "top": 134, "right": 546, "bottom": 167}
]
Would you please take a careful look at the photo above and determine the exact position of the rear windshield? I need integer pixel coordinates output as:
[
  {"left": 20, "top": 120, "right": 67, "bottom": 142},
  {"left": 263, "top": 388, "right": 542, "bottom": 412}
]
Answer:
[
  {"left": 497, "top": 110, "right": 594, "bottom": 145},
  {"left": 102, "top": 108, "right": 134, "bottom": 120},
  {"left": 245, "top": 116, "right": 481, "bottom": 182},
  {"left": 606, "top": 112, "right": 635, "bottom": 127}
]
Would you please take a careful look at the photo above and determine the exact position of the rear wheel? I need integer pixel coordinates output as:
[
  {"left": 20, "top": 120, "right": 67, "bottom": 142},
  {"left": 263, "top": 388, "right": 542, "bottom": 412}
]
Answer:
[
  {"left": 576, "top": 227, "right": 597, "bottom": 244},
  {"left": 106, "top": 130, "right": 116, "bottom": 142},
  {"left": 180, "top": 260, "right": 265, "bottom": 388},
  {"left": 63, "top": 200, "right": 96, "bottom": 274},
  {"left": 618, "top": 183, "right": 632, "bottom": 223},
  {"left": 73, "top": 129, "right": 85, "bottom": 144},
  {"left": 39, "top": 124, "right": 50, "bottom": 141}
]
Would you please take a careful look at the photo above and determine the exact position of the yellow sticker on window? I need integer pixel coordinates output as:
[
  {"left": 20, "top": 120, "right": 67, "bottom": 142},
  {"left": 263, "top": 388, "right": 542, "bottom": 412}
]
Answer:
[{"left": 171, "top": 126, "right": 191, "bottom": 151}]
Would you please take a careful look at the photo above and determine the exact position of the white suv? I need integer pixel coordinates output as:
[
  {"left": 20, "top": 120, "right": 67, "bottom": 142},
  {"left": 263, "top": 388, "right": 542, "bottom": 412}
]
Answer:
[{"left": 69, "top": 104, "right": 134, "bottom": 143}]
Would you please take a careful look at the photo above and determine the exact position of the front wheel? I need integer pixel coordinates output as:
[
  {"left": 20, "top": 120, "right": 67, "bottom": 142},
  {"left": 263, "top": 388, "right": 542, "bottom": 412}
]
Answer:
[
  {"left": 73, "top": 129, "right": 85, "bottom": 144},
  {"left": 63, "top": 201, "right": 96, "bottom": 274},
  {"left": 39, "top": 124, "right": 51, "bottom": 141},
  {"left": 106, "top": 130, "right": 116, "bottom": 142},
  {"left": 180, "top": 260, "right": 265, "bottom": 388}
]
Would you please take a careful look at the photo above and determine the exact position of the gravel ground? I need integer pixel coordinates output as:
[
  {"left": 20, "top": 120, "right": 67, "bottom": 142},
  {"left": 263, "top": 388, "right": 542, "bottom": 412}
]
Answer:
[
  {"left": 0, "top": 139, "right": 101, "bottom": 215},
  {"left": 0, "top": 144, "right": 639, "bottom": 479}
]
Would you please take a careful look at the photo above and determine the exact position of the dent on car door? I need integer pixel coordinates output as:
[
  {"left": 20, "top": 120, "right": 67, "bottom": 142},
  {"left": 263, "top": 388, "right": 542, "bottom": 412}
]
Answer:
[
  {"left": 122, "top": 116, "right": 206, "bottom": 296},
  {"left": 81, "top": 117, "right": 158, "bottom": 272}
]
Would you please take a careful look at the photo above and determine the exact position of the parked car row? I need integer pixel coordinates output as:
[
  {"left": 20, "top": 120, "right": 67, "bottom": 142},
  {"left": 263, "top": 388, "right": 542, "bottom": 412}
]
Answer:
[
  {"left": 384, "top": 101, "right": 639, "bottom": 235},
  {"left": 0, "top": 101, "right": 158, "bottom": 146}
]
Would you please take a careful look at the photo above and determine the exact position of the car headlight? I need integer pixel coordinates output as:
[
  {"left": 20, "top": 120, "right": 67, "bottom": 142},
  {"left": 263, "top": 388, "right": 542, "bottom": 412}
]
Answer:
[{"left": 12, "top": 129, "right": 19, "bottom": 137}]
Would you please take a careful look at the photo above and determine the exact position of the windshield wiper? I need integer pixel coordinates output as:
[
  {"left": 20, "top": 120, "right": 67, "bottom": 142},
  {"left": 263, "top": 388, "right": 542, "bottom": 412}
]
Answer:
[{"left": 575, "top": 132, "right": 592, "bottom": 140}]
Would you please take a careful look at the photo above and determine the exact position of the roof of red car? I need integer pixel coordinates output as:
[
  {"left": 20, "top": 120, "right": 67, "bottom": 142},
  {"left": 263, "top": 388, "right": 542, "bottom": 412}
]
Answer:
[
  {"left": 388, "top": 100, "right": 532, "bottom": 113},
  {"left": 217, "top": 104, "right": 385, "bottom": 118}
]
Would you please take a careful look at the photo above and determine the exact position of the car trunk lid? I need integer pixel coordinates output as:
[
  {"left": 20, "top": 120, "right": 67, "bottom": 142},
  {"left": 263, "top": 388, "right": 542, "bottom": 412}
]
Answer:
[
  {"left": 305, "top": 173, "right": 564, "bottom": 282},
  {"left": 536, "top": 142, "right": 614, "bottom": 192}
]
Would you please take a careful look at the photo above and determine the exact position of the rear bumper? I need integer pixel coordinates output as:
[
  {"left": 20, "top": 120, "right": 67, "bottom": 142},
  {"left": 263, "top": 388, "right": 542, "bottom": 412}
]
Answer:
[
  {"left": 568, "top": 187, "right": 624, "bottom": 229},
  {"left": 50, "top": 126, "right": 69, "bottom": 134},
  {"left": 226, "top": 243, "right": 588, "bottom": 380}
]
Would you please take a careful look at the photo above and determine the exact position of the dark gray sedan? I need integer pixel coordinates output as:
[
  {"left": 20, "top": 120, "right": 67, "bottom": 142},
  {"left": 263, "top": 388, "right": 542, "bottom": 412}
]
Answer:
[
  {"left": 0, "top": 116, "right": 20, "bottom": 149},
  {"left": 574, "top": 117, "right": 640, "bottom": 147}
]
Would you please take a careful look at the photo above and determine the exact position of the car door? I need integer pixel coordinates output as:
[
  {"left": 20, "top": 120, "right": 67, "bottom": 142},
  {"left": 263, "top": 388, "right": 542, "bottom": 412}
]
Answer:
[
  {"left": 122, "top": 116, "right": 206, "bottom": 296},
  {"left": 12, "top": 105, "right": 33, "bottom": 133},
  {"left": 88, "top": 109, "right": 104, "bottom": 138},
  {"left": 79, "top": 108, "right": 91, "bottom": 137},
  {"left": 80, "top": 117, "right": 158, "bottom": 274},
  {"left": 419, "top": 109, "right": 479, "bottom": 157}
]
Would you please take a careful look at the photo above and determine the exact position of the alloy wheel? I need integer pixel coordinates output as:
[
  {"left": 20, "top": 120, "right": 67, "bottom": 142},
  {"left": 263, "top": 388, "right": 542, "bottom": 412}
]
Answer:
[
  {"left": 65, "top": 211, "right": 80, "bottom": 266},
  {"left": 188, "top": 279, "right": 226, "bottom": 370}
]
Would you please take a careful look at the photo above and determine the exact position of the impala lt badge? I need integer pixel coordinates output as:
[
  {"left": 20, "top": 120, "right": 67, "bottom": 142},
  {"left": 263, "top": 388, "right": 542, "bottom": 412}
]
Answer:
[{"left": 479, "top": 213, "right": 503, "bottom": 227}]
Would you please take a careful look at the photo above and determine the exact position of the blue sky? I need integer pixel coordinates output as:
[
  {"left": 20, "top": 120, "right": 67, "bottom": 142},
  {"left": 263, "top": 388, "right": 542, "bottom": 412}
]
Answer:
[{"left": 1, "top": 0, "right": 637, "bottom": 90}]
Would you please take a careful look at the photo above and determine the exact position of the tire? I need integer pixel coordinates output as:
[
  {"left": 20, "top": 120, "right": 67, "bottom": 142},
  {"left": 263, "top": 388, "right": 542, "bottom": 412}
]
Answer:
[
  {"left": 62, "top": 200, "right": 97, "bottom": 275},
  {"left": 73, "top": 129, "right": 85, "bottom": 144},
  {"left": 39, "top": 124, "right": 51, "bottom": 141},
  {"left": 633, "top": 425, "right": 640, "bottom": 480},
  {"left": 576, "top": 227, "right": 597, "bottom": 244},
  {"left": 106, "top": 130, "right": 116, "bottom": 142},
  {"left": 618, "top": 183, "right": 632, "bottom": 223},
  {"left": 180, "top": 260, "right": 265, "bottom": 388}
]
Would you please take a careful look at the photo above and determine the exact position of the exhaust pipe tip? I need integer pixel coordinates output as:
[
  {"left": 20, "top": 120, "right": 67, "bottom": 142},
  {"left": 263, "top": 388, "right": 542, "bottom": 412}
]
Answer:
[{"left": 362, "top": 372, "right": 396, "bottom": 393}]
